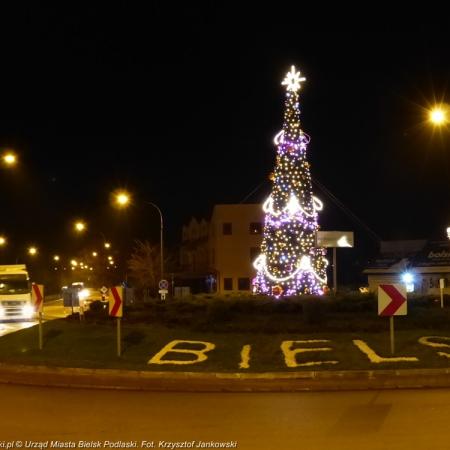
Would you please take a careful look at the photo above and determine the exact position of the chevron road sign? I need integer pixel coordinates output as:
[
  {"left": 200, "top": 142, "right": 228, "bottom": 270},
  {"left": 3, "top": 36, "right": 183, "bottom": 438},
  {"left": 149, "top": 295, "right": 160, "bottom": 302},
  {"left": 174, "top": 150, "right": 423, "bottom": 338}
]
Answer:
[
  {"left": 378, "top": 283, "right": 407, "bottom": 355},
  {"left": 109, "top": 286, "right": 123, "bottom": 318},
  {"left": 378, "top": 284, "right": 407, "bottom": 317},
  {"left": 31, "top": 284, "right": 44, "bottom": 313},
  {"left": 109, "top": 286, "right": 123, "bottom": 357},
  {"left": 31, "top": 284, "right": 44, "bottom": 350}
]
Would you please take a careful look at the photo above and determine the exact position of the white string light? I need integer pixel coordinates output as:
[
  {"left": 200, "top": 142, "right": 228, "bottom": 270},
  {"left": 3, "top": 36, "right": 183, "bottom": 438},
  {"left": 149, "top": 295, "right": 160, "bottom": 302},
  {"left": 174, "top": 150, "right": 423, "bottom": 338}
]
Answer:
[
  {"left": 281, "top": 66, "right": 306, "bottom": 92},
  {"left": 263, "top": 194, "right": 323, "bottom": 218}
]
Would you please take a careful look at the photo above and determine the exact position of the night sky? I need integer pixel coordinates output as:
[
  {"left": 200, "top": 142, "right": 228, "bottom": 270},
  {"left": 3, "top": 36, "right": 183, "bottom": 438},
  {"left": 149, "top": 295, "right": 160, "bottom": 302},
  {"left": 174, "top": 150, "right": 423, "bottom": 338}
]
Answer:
[{"left": 0, "top": 7, "right": 449, "bottom": 265}]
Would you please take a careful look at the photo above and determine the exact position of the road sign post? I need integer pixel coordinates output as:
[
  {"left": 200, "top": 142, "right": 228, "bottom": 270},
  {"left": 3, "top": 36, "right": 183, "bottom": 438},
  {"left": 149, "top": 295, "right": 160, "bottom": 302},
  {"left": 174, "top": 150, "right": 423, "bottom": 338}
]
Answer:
[
  {"left": 32, "top": 284, "right": 44, "bottom": 350},
  {"left": 378, "top": 284, "right": 407, "bottom": 355},
  {"left": 117, "top": 316, "right": 121, "bottom": 357},
  {"left": 333, "top": 248, "right": 337, "bottom": 293},
  {"left": 390, "top": 316, "right": 395, "bottom": 354},
  {"left": 440, "top": 278, "right": 445, "bottom": 308},
  {"left": 159, "top": 279, "right": 169, "bottom": 300},
  {"left": 316, "top": 231, "right": 354, "bottom": 293},
  {"left": 109, "top": 286, "right": 123, "bottom": 357}
]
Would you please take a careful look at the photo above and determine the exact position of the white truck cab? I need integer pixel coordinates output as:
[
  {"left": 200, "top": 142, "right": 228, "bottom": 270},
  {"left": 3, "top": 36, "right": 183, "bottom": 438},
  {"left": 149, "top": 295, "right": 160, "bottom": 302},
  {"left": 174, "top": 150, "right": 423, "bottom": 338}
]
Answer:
[{"left": 0, "top": 265, "right": 34, "bottom": 320}]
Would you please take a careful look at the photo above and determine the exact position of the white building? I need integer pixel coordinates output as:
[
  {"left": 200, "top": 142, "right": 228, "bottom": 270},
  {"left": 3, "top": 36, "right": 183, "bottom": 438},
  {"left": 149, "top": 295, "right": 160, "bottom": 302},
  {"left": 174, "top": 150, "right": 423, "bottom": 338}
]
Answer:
[{"left": 364, "top": 240, "right": 450, "bottom": 295}]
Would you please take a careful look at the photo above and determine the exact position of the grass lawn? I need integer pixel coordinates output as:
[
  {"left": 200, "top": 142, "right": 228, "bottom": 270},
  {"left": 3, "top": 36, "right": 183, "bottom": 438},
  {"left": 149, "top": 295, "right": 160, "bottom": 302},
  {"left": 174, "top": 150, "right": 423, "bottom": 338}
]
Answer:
[{"left": 0, "top": 318, "right": 449, "bottom": 372}]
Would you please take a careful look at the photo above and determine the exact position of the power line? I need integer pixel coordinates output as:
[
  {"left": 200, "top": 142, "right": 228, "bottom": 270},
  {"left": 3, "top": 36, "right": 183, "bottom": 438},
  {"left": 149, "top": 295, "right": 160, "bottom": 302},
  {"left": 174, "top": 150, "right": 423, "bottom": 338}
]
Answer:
[
  {"left": 239, "top": 180, "right": 268, "bottom": 203},
  {"left": 312, "top": 177, "right": 381, "bottom": 243},
  {"left": 239, "top": 177, "right": 382, "bottom": 243}
]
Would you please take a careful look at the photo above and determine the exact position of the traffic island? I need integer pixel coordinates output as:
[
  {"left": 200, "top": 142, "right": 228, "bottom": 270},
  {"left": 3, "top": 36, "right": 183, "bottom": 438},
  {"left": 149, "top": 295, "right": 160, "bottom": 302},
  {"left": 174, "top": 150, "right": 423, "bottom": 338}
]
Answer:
[
  {"left": 1, "top": 362, "right": 450, "bottom": 392},
  {"left": 1, "top": 318, "right": 450, "bottom": 392}
]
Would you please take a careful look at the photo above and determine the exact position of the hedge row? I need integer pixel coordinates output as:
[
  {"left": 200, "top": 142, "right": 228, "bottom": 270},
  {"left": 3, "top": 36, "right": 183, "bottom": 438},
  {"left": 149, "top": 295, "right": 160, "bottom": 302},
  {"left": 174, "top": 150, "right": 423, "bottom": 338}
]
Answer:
[{"left": 85, "top": 292, "right": 450, "bottom": 334}]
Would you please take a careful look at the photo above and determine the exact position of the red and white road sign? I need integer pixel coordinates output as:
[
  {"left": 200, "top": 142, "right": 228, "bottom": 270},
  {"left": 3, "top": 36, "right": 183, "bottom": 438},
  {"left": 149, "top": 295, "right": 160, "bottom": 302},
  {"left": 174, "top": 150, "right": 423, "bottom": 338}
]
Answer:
[
  {"left": 378, "top": 284, "right": 407, "bottom": 316},
  {"left": 31, "top": 284, "right": 44, "bottom": 313},
  {"left": 109, "top": 286, "right": 123, "bottom": 317}
]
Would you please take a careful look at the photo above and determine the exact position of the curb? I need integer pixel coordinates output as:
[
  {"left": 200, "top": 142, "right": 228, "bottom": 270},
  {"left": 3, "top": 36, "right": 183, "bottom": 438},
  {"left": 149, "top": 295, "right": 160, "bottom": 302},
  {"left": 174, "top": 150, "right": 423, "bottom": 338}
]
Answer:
[{"left": 1, "top": 363, "right": 450, "bottom": 392}]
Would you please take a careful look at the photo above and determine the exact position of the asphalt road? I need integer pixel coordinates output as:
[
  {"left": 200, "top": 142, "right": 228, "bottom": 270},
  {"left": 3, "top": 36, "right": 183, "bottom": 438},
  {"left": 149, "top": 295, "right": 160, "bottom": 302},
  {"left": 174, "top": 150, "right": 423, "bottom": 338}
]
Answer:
[
  {"left": 1, "top": 384, "right": 449, "bottom": 449},
  {"left": 0, "top": 299, "right": 69, "bottom": 337}
]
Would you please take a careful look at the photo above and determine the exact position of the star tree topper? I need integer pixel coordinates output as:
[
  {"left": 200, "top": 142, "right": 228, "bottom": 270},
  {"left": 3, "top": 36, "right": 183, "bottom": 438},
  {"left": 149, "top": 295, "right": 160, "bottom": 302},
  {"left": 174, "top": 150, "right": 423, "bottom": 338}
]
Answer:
[{"left": 281, "top": 66, "right": 306, "bottom": 92}]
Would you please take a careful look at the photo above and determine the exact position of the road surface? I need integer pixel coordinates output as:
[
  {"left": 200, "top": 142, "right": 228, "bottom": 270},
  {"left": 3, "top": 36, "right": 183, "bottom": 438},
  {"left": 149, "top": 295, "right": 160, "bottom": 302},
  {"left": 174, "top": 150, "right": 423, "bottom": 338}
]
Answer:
[
  {"left": 0, "top": 298, "right": 69, "bottom": 337},
  {"left": 0, "top": 384, "right": 449, "bottom": 449}
]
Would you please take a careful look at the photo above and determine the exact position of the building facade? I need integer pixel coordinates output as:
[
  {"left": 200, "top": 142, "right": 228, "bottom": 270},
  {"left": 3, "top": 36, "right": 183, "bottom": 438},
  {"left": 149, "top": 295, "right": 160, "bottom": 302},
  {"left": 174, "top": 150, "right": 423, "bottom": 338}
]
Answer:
[
  {"left": 180, "top": 204, "right": 264, "bottom": 294},
  {"left": 364, "top": 240, "right": 450, "bottom": 295}
]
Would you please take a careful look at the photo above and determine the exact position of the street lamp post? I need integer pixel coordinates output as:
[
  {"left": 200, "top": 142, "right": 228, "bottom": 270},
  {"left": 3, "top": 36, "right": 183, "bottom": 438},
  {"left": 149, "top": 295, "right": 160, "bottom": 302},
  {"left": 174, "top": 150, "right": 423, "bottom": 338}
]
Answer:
[
  {"left": 145, "top": 201, "right": 164, "bottom": 281},
  {"left": 112, "top": 190, "right": 164, "bottom": 282}
]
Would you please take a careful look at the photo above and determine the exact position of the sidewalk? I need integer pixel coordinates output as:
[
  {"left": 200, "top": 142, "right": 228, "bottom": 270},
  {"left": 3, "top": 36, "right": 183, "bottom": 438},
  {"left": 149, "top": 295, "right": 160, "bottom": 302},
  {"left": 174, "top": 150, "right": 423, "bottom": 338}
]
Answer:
[{"left": 1, "top": 362, "right": 450, "bottom": 392}]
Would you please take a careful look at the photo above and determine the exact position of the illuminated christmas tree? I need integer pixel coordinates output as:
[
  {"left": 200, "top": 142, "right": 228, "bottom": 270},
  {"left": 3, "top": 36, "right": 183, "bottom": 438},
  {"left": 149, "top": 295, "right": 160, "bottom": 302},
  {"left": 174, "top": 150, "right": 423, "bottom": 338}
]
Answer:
[{"left": 253, "top": 66, "right": 328, "bottom": 297}]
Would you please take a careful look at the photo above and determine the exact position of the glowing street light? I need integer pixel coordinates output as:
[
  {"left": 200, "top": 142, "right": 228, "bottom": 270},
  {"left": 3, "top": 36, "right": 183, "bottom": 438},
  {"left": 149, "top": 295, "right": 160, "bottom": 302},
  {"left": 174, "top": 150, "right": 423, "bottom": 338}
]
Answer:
[
  {"left": 2, "top": 152, "right": 17, "bottom": 166},
  {"left": 28, "top": 247, "right": 38, "bottom": 256},
  {"left": 429, "top": 106, "right": 447, "bottom": 126},
  {"left": 104, "top": 242, "right": 111, "bottom": 249},
  {"left": 0, "top": 236, "right": 6, "bottom": 246},
  {"left": 114, "top": 190, "right": 131, "bottom": 208},
  {"left": 74, "top": 221, "right": 86, "bottom": 233},
  {"left": 53, "top": 255, "right": 60, "bottom": 261},
  {"left": 92, "top": 251, "right": 98, "bottom": 257}
]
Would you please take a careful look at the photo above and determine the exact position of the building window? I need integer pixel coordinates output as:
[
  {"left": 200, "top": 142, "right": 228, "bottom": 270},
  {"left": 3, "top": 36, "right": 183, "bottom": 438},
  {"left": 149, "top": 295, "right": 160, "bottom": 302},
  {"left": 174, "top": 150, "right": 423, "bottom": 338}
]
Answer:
[
  {"left": 249, "top": 222, "right": 262, "bottom": 234},
  {"left": 223, "top": 223, "right": 232, "bottom": 235},
  {"left": 250, "top": 247, "right": 260, "bottom": 262},
  {"left": 224, "top": 277, "right": 233, "bottom": 290},
  {"left": 238, "top": 278, "right": 250, "bottom": 290}
]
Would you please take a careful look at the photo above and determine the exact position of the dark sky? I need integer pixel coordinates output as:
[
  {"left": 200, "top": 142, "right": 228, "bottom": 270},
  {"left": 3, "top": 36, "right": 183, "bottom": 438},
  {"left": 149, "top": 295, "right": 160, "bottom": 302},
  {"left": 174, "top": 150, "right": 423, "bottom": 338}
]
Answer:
[{"left": 0, "top": 6, "right": 449, "bottom": 262}]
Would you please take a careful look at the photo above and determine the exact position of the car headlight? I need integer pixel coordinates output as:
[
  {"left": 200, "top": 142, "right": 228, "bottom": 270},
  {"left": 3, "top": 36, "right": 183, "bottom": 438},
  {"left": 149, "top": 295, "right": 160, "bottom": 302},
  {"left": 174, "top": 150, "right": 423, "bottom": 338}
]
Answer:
[
  {"left": 78, "top": 289, "right": 89, "bottom": 300},
  {"left": 22, "top": 304, "right": 35, "bottom": 318}
]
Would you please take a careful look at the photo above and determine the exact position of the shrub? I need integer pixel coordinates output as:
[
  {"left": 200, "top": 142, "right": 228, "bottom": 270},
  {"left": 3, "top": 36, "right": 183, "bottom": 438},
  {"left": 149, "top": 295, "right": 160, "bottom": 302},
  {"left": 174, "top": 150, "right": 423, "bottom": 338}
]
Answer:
[{"left": 83, "top": 292, "right": 450, "bottom": 333}]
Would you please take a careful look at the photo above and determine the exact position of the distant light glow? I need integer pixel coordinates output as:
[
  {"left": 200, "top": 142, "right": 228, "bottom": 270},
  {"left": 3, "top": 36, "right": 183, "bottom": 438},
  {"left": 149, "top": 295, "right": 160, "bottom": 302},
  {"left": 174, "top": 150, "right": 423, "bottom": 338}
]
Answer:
[
  {"left": 0, "top": 236, "right": 6, "bottom": 246},
  {"left": 115, "top": 190, "right": 131, "bottom": 207},
  {"left": 2, "top": 152, "right": 17, "bottom": 166},
  {"left": 53, "top": 255, "right": 60, "bottom": 261},
  {"left": 430, "top": 107, "right": 447, "bottom": 125},
  {"left": 28, "top": 247, "right": 37, "bottom": 256},
  {"left": 402, "top": 272, "right": 414, "bottom": 284},
  {"left": 74, "top": 221, "right": 86, "bottom": 232}
]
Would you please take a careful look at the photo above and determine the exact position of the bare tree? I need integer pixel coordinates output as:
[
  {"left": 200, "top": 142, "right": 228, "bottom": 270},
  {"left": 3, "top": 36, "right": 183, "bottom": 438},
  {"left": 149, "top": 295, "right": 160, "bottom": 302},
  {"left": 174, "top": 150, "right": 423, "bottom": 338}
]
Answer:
[{"left": 127, "top": 240, "right": 160, "bottom": 296}]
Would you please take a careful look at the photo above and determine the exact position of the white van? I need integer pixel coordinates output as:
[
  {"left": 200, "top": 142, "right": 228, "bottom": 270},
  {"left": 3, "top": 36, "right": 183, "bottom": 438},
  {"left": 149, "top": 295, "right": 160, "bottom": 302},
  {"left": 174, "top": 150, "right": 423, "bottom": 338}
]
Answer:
[{"left": 0, "top": 265, "right": 34, "bottom": 320}]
